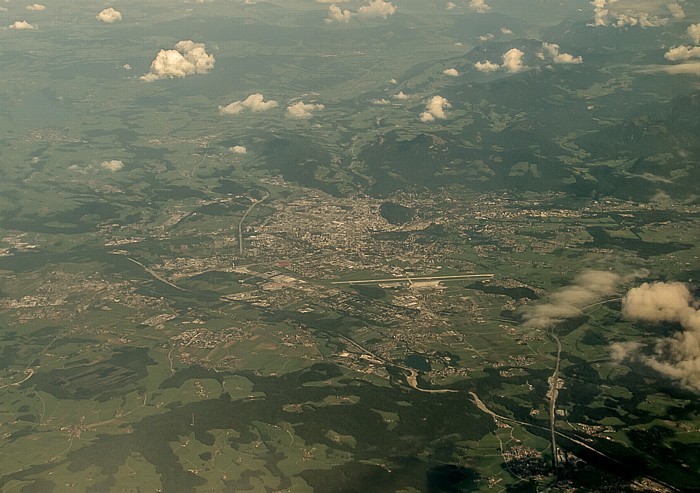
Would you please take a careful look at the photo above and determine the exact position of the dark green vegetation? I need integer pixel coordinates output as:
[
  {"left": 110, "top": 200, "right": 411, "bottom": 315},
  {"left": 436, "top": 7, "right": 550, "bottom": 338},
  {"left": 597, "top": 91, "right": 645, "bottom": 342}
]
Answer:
[{"left": 0, "top": 0, "right": 698, "bottom": 491}]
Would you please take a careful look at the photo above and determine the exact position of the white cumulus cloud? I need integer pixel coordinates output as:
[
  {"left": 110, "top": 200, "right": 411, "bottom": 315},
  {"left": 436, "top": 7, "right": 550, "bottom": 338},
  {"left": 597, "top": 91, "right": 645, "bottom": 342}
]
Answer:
[
  {"left": 101, "top": 159, "right": 124, "bottom": 172},
  {"left": 616, "top": 281, "right": 700, "bottom": 391},
  {"left": 665, "top": 45, "right": 700, "bottom": 61},
  {"left": 219, "top": 93, "right": 278, "bottom": 115},
  {"left": 688, "top": 23, "right": 700, "bottom": 44},
  {"left": 286, "top": 101, "right": 325, "bottom": 119},
  {"left": 326, "top": 4, "right": 354, "bottom": 22},
  {"left": 502, "top": 48, "right": 526, "bottom": 72},
  {"left": 25, "top": 4, "right": 45, "bottom": 11},
  {"left": 542, "top": 42, "right": 583, "bottom": 64},
  {"left": 230, "top": 146, "right": 247, "bottom": 154},
  {"left": 474, "top": 60, "right": 499, "bottom": 72},
  {"left": 394, "top": 91, "right": 409, "bottom": 100},
  {"left": 443, "top": 67, "right": 459, "bottom": 76},
  {"left": 97, "top": 7, "right": 122, "bottom": 23},
  {"left": 468, "top": 0, "right": 490, "bottom": 13},
  {"left": 9, "top": 20, "right": 35, "bottom": 30},
  {"left": 357, "top": 0, "right": 396, "bottom": 18},
  {"left": 326, "top": 0, "right": 396, "bottom": 22},
  {"left": 420, "top": 95, "right": 450, "bottom": 122},
  {"left": 666, "top": 3, "right": 685, "bottom": 19},
  {"left": 141, "top": 40, "right": 215, "bottom": 82}
]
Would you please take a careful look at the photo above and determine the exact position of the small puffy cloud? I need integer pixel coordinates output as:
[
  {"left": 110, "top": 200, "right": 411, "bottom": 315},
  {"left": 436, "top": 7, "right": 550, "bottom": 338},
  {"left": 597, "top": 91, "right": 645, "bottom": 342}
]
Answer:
[
  {"left": 326, "top": 0, "right": 396, "bottom": 22},
  {"left": 230, "top": 145, "right": 247, "bottom": 154},
  {"left": 419, "top": 95, "right": 450, "bottom": 122},
  {"left": 389, "top": 78, "right": 398, "bottom": 84},
  {"left": 554, "top": 52, "right": 583, "bottom": 64},
  {"left": 443, "top": 67, "right": 459, "bottom": 76},
  {"left": 371, "top": 98, "right": 390, "bottom": 105},
  {"left": 479, "top": 33, "right": 494, "bottom": 41},
  {"left": 25, "top": 4, "right": 45, "bottom": 11},
  {"left": 468, "top": 0, "right": 490, "bottom": 13},
  {"left": 542, "top": 42, "right": 583, "bottom": 64},
  {"left": 619, "top": 281, "right": 700, "bottom": 391},
  {"left": 326, "top": 4, "right": 354, "bottom": 23},
  {"left": 500, "top": 27, "right": 513, "bottom": 35},
  {"left": 394, "top": 91, "right": 409, "bottom": 100},
  {"left": 123, "top": 64, "right": 132, "bottom": 70},
  {"left": 447, "top": 2, "right": 456, "bottom": 10},
  {"left": 286, "top": 101, "right": 324, "bottom": 119},
  {"left": 101, "top": 159, "right": 124, "bottom": 172},
  {"left": 97, "top": 7, "right": 122, "bottom": 23},
  {"left": 141, "top": 40, "right": 215, "bottom": 82},
  {"left": 357, "top": 0, "right": 396, "bottom": 18},
  {"left": 666, "top": 3, "right": 685, "bottom": 19},
  {"left": 688, "top": 23, "right": 700, "bottom": 44},
  {"left": 665, "top": 45, "right": 700, "bottom": 61},
  {"left": 9, "top": 20, "right": 35, "bottom": 30},
  {"left": 590, "top": 0, "right": 610, "bottom": 26},
  {"left": 502, "top": 48, "right": 526, "bottom": 72},
  {"left": 474, "top": 60, "right": 499, "bottom": 72},
  {"left": 219, "top": 93, "right": 278, "bottom": 115},
  {"left": 614, "top": 12, "right": 665, "bottom": 28}
]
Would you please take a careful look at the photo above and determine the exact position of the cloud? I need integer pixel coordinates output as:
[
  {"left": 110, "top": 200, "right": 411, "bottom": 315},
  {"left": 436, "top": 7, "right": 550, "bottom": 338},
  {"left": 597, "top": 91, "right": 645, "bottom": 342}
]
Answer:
[
  {"left": 96, "top": 7, "right": 122, "bottom": 23},
  {"left": 502, "top": 48, "right": 526, "bottom": 72},
  {"left": 688, "top": 23, "right": 700, "bottom": 44},
  {"left": 371, "top": 98, "right": 390, "bottom": 105},
  {"left": 474, "top": 60, "right": 500, "bottom": 72},
  {"left": 443, "top": 67, "right": 459, "bottom": 76},
  {"left": 665, "top": 45, "right": 700, "bottom": 61},
  {"left": 666, "top": 3, "right": 685, "bottom": 19},
  {"left": 357, "top": 0, "right": 396, "bottom": 18},
  {"left": 326, "top": 4, "right": 354, "bottom": 22},
  {"left": 101, "top": 159, "right": 124, "bottom": 172},
  {"left": 479, "top": 33, "right": 494, "bottom": 41},
  {"left": 542, "top": 42, "right": 583, "bottom": 64},
  {"left": 286, "top": 101, "right": 324, "bottom": 119},
  {"left": 394, "top": 91, "right": 409, "bottom": 100},
  {"left": 523, "top": 270, "right": 621, "bottom": 329},
  {"left": 615, "top": 12, "right": 665, "bottom": 28},
  {"left": 326, "top": 0, "right": 396, "bottom": 22},
  {"left": 25, "top": 4, "right": 45, "bottom": 11},
  {"left": 468, "top": 0, "right": 490, "bottom": 13},
  {"left": 419, "top": 95, "right": 451, "bottom": 122},
  {"left": 590, "top": 0, "right": 667, "bottom": 28},
  {"left": 618, "top": 281, "right": 700, "bottom": 391},
  {"left": 141, "top": 40, "right": 215, "bottom": 81},
  {"left": 500, "top": 27, "right": 513, "bottom": 35},
  {"left": 639, "top": 61, "right": 700, "bottom": 75},
  {"left": 447, "top": 2, "right": 456, "bottom": 10},
  {"left": 219, "top": 93, "right": 278, "bottom": 115},
  {"left": 590, "top": 0, "right": 610, "bottom": 26},
  {"left": 9, "top": 20, "right": 35, "bottom": 30},
  {"left": 230, "top": 146, "right": 247, "bottom": 154}
]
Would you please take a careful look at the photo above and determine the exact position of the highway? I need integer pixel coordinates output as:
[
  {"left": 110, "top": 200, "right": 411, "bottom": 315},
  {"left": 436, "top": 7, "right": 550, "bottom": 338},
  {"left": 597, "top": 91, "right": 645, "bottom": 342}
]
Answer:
[{"left": 238, "top": 192, "right": 269, "bottom": 255}]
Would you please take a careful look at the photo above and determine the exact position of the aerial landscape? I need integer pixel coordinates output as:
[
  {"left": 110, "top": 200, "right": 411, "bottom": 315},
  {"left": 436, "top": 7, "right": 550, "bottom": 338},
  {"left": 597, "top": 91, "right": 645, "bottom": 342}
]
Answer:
[{"left": 0, "top": 0, "right": 699, "bottom": 491}]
